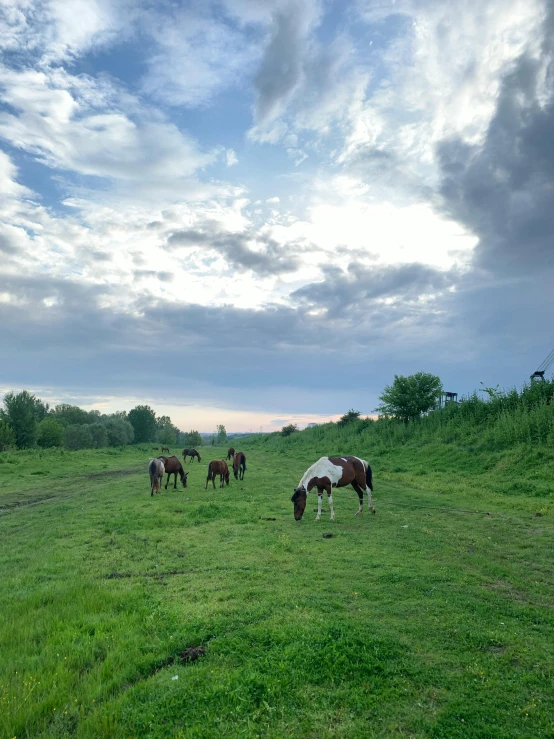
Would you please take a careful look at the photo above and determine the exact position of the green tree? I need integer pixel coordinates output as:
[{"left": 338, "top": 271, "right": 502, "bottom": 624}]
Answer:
[
  {"left": 281, "top": 423, "right": 299, "bottom": 437},
  {"left": 102, "top": 417, "right": 134, "bottom": 447},
  {"left": 33, "top": 398, "right": 50, "bottom": 422},
  {"left": 3, "top": 391, "right": 40, "bottom": 448},
  {"left": 89, "top": 424, "right": 108, "bottom": 448},
  {"left": 216, "top": 424, "right": 227, "bottom": 444},
  {"left": 337, "top": 409, "right": 361, "bottom": 427},
  {"left": 128, "top": 405, "right": 157, "bottom": 443},
  {"left": 156, "top": 415, "right": 178, "bottom": 446},
  {"left": 63, "top": 424, "right": 93, "bottom": 451},
  {"left": 0, "top": 419, "right": 16, "bottom": 449},
  {"left": 37, "top": 418, "right": 64, "bottom": 448},
  {"left": 51, "top": 404, "right": 90, "bottom": 427},
  {"left": 182, "top": 430, "right": 202, "bottom": 447},
  {"left": 376, "top": 372, "right": 442, "bottom": 423}
]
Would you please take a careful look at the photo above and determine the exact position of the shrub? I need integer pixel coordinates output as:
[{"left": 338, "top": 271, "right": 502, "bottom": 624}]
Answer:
[
  {"left": 0, "top": 419, "right": 16, "bottom": 450},
  {"left": 37, "top": 418, "right": 63, "bottom": 448},
  {"left": 64, "top": 424, "right": 93, "bottom": 451},
  {"left": 281, "top": 424, "right": 299, "bottom": 437}
]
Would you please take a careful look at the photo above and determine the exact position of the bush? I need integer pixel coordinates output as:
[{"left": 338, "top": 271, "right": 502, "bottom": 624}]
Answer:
[
  {"left": 103, "top": 418, "right": 134, "bottom": 447},
  {"left": 182, "top": 430, "right": 202, "bottom": 447},
  {"left": 64, "top": 424, "right": 93, "bottom": 451},
  {"left": 89, "top": 424, "right": 108, "bottom": 448},
  {"left": 37, "top": 418, "right": 64, "bottom": 448},
  {"left": 0, "top": 420, "right": 16, "bottom": 450},
  {"left": 281, "top": 423, "right": 299, "bottom": 437},
  {"left": 337, "top": 409, "right": 361, "bottom": 427}
]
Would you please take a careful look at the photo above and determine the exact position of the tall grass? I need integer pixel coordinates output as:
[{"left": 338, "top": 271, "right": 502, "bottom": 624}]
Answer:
[{"left": 243, "top": 379, "right": 554, "bottom": 499}]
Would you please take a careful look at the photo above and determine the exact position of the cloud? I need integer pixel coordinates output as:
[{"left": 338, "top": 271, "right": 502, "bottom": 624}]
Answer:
[
  {"left": 0, "top": 0, "right": 133, "bottom": 62},
  {"left": 0, "top": 67, "right": 214, "bottom": 182},
  {"left": 140, "top": 7, "right": 257, "bottom": 108},
  {"left": 167, "top": 220, "right": 302, "bottom": 276},
  {"left": 226, "top": 149, "right": 238, "bottom": 166},
  {"left": 252, "top": 3, "right": 316, "bottom": 126},
  {"left": 292, "top": 261, "right": 455, "bottom": 316},
  {"left": 436, "top": 8, "right": 554, "bottom": 276}
]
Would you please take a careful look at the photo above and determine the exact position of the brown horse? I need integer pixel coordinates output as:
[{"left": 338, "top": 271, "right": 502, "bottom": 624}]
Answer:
[
  {"left": 232, "top": 451, "right": 246, "bottom": 480},
  {"left": 226, "top": 447, "right": 235, "bottom": 460},
  {"left": 291, "top": 456, "right": 374, "bottom": 521},
  {"left": 161, "top": 445, "right": 170, "bottom": 453},
  {"left": 182, "top": 448, "right": 202, "bottom": 463},
  {"left": 205, "top": 460, "right": 230, "bottom": 489},
  {"left": 157, "top": 456, "right": 188, "bottom": 489}
]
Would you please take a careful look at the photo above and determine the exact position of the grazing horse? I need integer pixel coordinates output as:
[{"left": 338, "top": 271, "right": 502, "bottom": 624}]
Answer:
[
  {"left": 232, "top": 451, "right": 246, "bottom": 480},
  {"left": 161, "top": 446, "right": 170, "bottom": 453},
  {"left": 157, "top": 456, "right": 188, "bottom": 489},
  {"left": 152, "top": 447, "right": 159, "bottom": 451},
  {"left": 291, "top": 456, "right": 374, "bottom": 521},
  {"left": 205, "top": 460, "right": 230, "bottom": 489},
  {"left": 182, "top": 448, "right": 202, "bottom": 463},
  {"left": 148, "top": 458, "right": 165, "bottom": 496},
  {"left": 226, "top": 447, "right": 235, "bottom": 460}
]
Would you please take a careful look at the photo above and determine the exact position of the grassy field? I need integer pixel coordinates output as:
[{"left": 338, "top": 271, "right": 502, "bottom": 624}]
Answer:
[{"left": 1, "top": 442, "right": 553, "bottom": 738}]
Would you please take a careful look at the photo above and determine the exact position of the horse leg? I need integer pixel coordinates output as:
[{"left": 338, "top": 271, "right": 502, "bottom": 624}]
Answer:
[
  {"left": 165, "top": 474, "right": 169, "bottom": 490},
  {"left": 173, "top": 472, "right": 177, "bottom": 489},
  {"left": 366, "top": 484, "right": 375, "bottom": 514},
  {"left": 351, "top": 482, "right": 364, "bottom": 516},
  {"left": 315, "top": 489, "right": 323, "bottom": 521},
  {"left": 327, "top": 483, "right": 335, "bottom": 521}
]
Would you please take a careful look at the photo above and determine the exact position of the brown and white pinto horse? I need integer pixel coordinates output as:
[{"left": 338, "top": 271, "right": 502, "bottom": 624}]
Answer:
[
  {"left": 226, "top": 447, "right": 235, "bottom": 460},
  {"left": 182, "top": 448, "right": 202, "bottom": 463},
  {"left": 157, "top": 456, "right": 189, "bottom": 489},
  {"left": 205, "top": 460, "right": 230, "bottom": 488},
  {"left": 232, "top": 451, "right": 246, "bottom": 480},
  {"left": 148, "top": 458, "right": 165, "bottom": 496},
  {"left": 291, "top": 456, "right": 374, "bottom": 521}
]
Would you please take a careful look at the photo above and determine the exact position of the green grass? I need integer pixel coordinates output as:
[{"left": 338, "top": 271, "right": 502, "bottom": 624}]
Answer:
[{"left": 1, "top": 443, "right": 553, "bottom": 738}]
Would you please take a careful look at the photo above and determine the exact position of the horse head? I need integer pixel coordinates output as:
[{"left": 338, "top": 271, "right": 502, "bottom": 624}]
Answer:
[
  {"left": 181, "top": 471, "right": 189, "bottom": 488},
  {"left": 291, "top": 486, "right": 307, "bottom": 520}
]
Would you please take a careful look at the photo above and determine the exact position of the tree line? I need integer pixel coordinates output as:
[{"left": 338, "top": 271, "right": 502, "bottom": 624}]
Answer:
[{"left": 0, "top": 391, "right": 206, "bottom": 452}]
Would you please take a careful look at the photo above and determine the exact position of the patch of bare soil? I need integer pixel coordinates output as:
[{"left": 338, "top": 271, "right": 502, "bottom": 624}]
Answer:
[
  {"left": 0, "top": 495, "right": 56, "bottom": 512},
  {"left": 85, "top": 467, "right": 143, "bottom": 479}
]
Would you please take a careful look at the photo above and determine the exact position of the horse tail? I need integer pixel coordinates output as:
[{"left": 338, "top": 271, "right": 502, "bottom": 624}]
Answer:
[
  {"left": 365, "top": 461, "right": 373, "bottom": 491},
  {"left": 207, "top": 461, "right": 213, "bottom": 480},
  {"left": 242, "top": 453, "right": 246, "bottom": 470}
]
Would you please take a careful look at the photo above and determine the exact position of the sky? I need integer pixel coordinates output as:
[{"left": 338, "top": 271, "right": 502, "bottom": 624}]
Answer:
[{"left": 1, "top": 0, "right": 553, "bottom": 432}]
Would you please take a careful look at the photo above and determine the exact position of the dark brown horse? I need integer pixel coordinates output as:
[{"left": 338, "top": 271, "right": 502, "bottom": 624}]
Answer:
[
  {"left": 182, "top": 448, "right": 202, "bottom": 463},
  {"left": 157, "top": 456, "right": 188, "bottom": 489},
  {"left": 161, "top": 445, "right": 170, "bottom": 453},
  {"left": 291, "top": 456, "right": 374, "bottom": 521},
  {"left": 232, "top": 451, "right": 246, "bottom": 480},
  {"left": 226, "top": 446, "right": 235, "bottom": 460},
  {"left": 205, "top": 460, "right": 230, "bottom": 489}
]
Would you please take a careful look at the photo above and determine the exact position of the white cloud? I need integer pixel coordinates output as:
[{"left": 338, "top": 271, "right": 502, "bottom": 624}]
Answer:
[
  {"left": 0, "top": 66, "right": 214, "bottom": 183},
  {"left": 345, "top": 0, "right": 545, "bottom": 174},
  {"left": 226, "top": 149, "right": 239, "bottom": 166},
  {"left": 0, "top": 0, "right": 132, "bottom": 61}
]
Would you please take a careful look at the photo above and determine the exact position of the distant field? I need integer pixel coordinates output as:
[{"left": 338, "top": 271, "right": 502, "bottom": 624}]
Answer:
[{"left": 1, "top": 444, "right": 553, "bottom": 738}]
